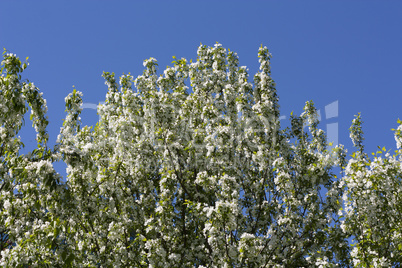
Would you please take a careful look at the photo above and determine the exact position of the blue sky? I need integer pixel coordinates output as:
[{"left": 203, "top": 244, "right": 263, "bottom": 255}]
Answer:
[{"left": 1, "top": 0, "right": 402, "bottom": 162}]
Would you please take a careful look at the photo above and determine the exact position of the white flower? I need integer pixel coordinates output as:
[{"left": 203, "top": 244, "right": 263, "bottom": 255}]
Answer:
[
  {"left": 3, "top": 200, "right": 11, "bottom": 210},
  {"left": 78, "top": 241, "right": 84, "bottom": 251}
]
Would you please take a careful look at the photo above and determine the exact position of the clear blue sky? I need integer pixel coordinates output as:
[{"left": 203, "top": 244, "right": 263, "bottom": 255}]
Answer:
[{"left": 1, "top": 0, "right": 402, "bottom": 160}]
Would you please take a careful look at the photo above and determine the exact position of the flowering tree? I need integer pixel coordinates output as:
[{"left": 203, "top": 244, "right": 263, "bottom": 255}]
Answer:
[
  {"left": 0, "top": 44, "right": 401, "bottom": 267},
  {"left": 340, "top": 114, "right": 402, "bottom": 266},
  {"left": 0, "top": 49, "right": 62, "bottom": 265}
]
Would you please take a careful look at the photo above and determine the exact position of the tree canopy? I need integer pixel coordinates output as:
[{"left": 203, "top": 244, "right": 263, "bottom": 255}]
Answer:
[{"left": 1, "top": 44, "right": 401, "bottom": 267}]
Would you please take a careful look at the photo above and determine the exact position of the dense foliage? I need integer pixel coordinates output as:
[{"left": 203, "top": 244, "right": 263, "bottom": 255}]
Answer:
[{"left": 0, "top": 45, "right": 401, "bottom": 267}]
